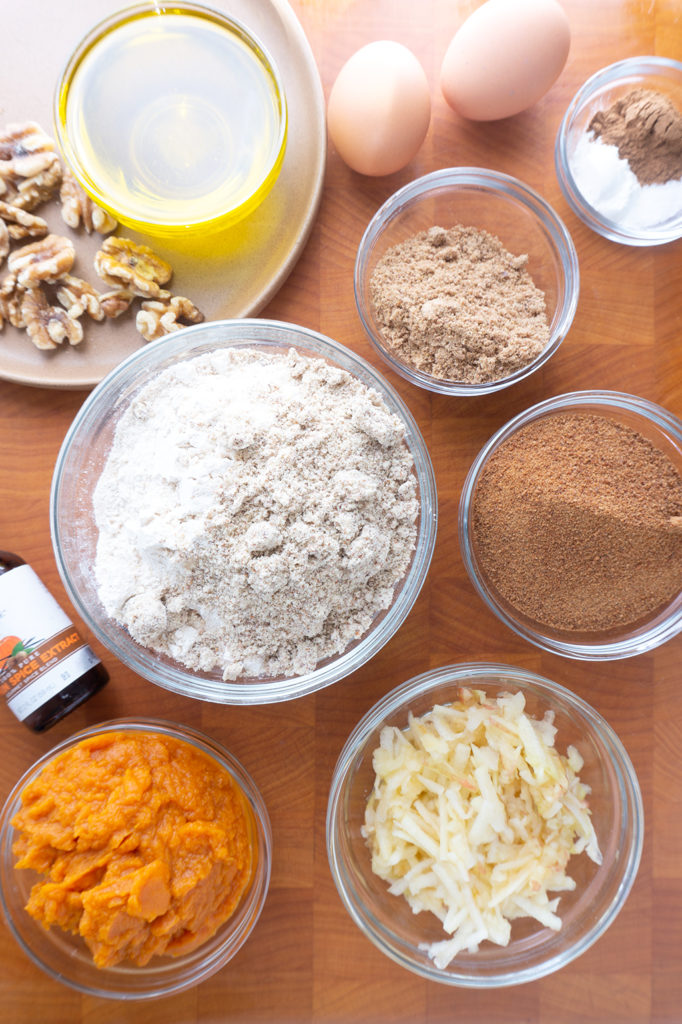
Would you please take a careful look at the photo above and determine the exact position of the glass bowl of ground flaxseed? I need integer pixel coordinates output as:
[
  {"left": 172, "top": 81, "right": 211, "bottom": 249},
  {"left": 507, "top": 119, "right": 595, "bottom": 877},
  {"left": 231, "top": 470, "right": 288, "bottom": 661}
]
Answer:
[
  {"left": 458, "top": 390, "right": 682, "bottom": 660},
  {"left": 555, "top": 57, "right": 682, "bottom": 246},
  {"left": 354, "top": 168, "right": 579, "bottom": 397}
]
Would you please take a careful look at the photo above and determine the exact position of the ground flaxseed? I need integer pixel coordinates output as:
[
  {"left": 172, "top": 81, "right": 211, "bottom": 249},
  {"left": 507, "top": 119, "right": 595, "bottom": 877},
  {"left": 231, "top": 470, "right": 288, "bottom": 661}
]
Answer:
[
  {"left": 369, "top": 224, "right": 550, "bottom": 384},
  {"left": 471, "top": 412, "right": 682, "bottom": 633}
]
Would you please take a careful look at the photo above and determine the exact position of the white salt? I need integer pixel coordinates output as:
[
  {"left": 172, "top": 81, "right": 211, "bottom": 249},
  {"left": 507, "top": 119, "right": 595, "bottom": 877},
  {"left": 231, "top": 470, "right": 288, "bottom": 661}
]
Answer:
[{"left": 569, "top": 132, "right": 682, "bottom": 232}]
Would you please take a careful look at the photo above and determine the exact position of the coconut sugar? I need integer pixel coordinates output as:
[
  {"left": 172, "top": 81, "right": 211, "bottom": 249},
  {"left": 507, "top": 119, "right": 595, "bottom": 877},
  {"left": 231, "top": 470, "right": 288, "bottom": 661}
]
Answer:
[{"left": 471, "top": 412, "right": 682, "bottom": 632}]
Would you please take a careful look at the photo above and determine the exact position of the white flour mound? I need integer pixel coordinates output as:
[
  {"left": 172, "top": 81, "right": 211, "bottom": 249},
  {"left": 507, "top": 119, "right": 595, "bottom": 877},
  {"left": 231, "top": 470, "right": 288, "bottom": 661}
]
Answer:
[{"left": 93, "top": 347, "right": 419, "bottom": 680}]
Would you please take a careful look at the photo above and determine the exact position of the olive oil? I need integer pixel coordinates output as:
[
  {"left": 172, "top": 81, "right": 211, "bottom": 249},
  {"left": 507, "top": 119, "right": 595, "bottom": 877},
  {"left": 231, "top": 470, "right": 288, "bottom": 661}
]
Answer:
[{"left": 57, "top": 7, "right": 286, "bottom": 234}]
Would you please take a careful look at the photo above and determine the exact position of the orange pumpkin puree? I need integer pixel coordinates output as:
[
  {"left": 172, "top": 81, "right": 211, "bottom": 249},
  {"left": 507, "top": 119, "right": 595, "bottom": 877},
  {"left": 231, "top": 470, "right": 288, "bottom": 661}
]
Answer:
[{"left": 11, "top": 730, "right": 254, "bottom": 968}]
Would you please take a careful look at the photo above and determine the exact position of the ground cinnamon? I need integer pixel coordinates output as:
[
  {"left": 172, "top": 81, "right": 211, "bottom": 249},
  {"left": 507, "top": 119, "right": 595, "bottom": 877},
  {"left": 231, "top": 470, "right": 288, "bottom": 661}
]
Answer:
[
  {"left": 471, "top": 412, "right": 682, "bottom": 633},
  {"left": 588, "top": 87, "right": 682, "bottom": 186}
]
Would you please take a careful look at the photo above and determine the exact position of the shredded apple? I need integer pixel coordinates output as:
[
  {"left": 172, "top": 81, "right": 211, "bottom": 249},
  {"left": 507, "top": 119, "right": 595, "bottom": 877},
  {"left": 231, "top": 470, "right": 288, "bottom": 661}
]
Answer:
[
  {"left": 362, "top": 688, "right": 602, "bottom": 968},
  {"left": 11, "top": 730, "right": 254, "bottom": 968}
]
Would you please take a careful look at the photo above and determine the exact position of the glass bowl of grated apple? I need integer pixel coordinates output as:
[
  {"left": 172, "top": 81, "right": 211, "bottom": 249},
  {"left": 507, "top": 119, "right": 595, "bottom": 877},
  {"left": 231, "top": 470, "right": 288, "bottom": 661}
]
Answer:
[{"left": 326, "top": 663, "right": 643, "bottom": 987}]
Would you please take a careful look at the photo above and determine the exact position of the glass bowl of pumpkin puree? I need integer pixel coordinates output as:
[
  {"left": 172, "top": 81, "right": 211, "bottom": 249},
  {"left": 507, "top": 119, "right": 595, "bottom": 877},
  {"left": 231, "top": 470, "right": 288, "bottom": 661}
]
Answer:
[{"left": 0, "top": 718, "right": 272, "bottom": 999}]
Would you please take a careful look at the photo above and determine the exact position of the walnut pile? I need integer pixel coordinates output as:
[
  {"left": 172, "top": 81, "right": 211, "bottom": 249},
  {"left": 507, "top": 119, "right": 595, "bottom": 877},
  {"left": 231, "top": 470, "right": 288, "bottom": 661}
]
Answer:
[
  {"left": 92, "top": 236, "right": 205, "bottom": 340},
  {"left": 0, "top": 119, "right": 204, "bottom": 352},
  {"left": 0, "top": 122, "right": 108, "bottom": 261}
]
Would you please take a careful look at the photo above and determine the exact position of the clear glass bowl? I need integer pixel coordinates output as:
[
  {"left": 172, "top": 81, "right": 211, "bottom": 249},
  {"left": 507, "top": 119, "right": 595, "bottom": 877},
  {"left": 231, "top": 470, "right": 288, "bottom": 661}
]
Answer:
[
  {"left": 326, "top": 662, "right": 643, "bottom": 988},
  {"left": 555, "top": 56, "right": 682, "bottom": 245},
  {"left": 54, "top": 2, "right": 288, "bottom": 236},
  {"left": 458, "top": 390, "right": 682, "bottom": 659},
  {"left": 50, "top": 319, "right": 437, "bottom": 704},
  {"left": 0, "top": 718, "right": 272, "bottom": 999},
  {"left": 354, "top": 167, "right": 579, "bottom": 396}
]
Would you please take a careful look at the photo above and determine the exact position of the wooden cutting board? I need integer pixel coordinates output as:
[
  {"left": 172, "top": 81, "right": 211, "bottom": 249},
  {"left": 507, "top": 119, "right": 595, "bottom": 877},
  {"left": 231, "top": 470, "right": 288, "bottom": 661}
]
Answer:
[{"left": 1, "top": 1, "right": 680, "bottom": 1021}]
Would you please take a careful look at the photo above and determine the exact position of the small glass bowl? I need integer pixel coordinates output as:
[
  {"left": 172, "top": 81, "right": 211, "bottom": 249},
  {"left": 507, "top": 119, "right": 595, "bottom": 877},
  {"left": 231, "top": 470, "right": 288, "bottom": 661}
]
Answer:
[
  {"left": 458, "top": 390, "right": 682, "bottom": 659},
  {"left": 555, "top": 57, "right": 682, "bottom": 245},
  {"left": 54, "top": 2, "right": 287, "bottom": 236},
  {"left": 0, "top": 718, "right": 272, "bottom": 999},
  {"left": 354, "top": 167, "right": 579, "bottom": 397},
  {"left": 50, "top": 319, "right": 437, "bottom": 704},
  {"left": 326, "top": 662, "right": 643, "bottom": 988}
]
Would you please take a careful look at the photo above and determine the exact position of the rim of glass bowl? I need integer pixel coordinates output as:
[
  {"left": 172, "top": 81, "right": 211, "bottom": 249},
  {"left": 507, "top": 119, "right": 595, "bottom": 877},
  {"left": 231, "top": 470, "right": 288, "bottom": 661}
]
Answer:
[
  {"left": 458, "top": 390, "right": 682, "bottom": 660},
  {"left": 0, "top": 717, "right": 272, "bottom": 1000},
  {"left": 354, "top": 167, "right": 579, "bottom": 397},
  {"left": 53, "top": 1, "right": 288, "bottom": 234},
  {"left": 555, "top": 56, "right": 682, "bottom": 246},
  {"left": 50, "top": 319, "right": 438, "bottom": 705},
  {"left": 326, "top": 662, "right": 644, "bottom": 988}
]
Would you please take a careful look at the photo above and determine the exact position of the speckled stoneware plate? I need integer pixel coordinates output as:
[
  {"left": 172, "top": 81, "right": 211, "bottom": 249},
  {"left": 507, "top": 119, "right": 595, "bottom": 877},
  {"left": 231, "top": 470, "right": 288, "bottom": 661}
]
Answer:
[{"left": 0, "top": 0, "right": 326, "bottom": 389}]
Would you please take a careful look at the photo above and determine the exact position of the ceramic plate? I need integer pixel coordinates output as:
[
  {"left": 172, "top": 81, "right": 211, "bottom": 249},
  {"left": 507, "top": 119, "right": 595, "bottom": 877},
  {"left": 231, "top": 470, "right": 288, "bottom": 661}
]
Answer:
[{"left": 0, "top": 0, "right": 326, "bottom": 389}]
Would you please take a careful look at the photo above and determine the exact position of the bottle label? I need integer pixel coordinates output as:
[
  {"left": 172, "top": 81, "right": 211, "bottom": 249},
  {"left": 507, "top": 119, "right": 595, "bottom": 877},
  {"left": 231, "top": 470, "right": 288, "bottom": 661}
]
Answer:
[{"left": 0, "top": 564, "right": 101, "bottom": 721}]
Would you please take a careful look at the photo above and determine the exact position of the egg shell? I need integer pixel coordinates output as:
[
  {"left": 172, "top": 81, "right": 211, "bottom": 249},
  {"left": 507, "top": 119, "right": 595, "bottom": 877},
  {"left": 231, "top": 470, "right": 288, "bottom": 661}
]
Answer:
[
  {"left": 440, "top": 0, "right": 571, "bottom": 121},
  {"left": 327, "top": 41, "right": 431, "bottom": 176}
]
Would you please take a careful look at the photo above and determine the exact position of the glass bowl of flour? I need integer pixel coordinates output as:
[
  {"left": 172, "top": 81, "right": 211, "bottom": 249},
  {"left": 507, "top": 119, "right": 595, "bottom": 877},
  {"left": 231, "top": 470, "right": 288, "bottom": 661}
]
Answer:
[
  {"left": 50, "top": 319, "right": 437, "bottom": 704},
  {"left": 555, "top": 56, "right": 682, "bottom": 245}
]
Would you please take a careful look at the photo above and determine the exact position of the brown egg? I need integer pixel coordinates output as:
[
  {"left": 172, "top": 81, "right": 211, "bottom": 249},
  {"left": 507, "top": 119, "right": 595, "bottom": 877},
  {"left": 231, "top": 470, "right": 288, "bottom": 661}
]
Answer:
[
  {"left": 440, "top": 0, "right": 571, "bottom": 121},
  {"left": 328, "top": 41, "right": 431, "bottom": 176}
]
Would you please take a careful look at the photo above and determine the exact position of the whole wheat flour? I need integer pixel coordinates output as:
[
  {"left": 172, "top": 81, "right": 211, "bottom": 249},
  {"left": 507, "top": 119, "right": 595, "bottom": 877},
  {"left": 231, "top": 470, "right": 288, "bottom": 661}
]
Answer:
[{"left": 93, "top": 347, "right": 419, "bottom": 680}]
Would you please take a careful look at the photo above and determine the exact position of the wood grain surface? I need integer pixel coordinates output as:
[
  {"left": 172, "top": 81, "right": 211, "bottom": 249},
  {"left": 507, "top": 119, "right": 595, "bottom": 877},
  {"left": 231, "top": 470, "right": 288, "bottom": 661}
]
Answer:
[{"left": 1, "top": 1, "right": 681, "bottom": 1021}]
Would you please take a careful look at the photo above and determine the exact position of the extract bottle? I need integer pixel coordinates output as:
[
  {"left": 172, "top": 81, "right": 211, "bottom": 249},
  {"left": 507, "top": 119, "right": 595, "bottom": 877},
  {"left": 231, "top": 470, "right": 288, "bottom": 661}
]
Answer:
[{"left": 0, "top": 550, "right": 108, "bottom": 732}]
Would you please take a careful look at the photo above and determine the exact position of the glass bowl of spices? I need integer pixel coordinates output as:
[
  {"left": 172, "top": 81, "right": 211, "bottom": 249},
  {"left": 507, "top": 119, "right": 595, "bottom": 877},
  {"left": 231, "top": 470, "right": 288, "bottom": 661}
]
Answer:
[
  {"left": 327, "top": 662, "right": 643, "bottom": 987},
  {"left": 50, "top": 319, "right": 437, "bottom": 705},
  {"left": 354, "top": 167, "right": 579, "bottom": 396},
  {"left": 555, "top": 56, "right": 682, "bottom": 245},
  {"left": 54, "top": 2, "right": 288, "bottom": 237},
  {"left": 459, "top": 391, "right": 682, "bottom": 659},
  {"left": 0, "top": 717, "right": 272, "bottom": 999}
]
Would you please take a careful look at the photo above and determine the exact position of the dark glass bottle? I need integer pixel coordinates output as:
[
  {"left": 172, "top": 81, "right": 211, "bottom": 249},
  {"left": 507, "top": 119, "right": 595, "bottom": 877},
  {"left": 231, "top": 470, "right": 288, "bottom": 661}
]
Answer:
[{"left": 0, "top": 550, "right": 108, "bottom": 731}]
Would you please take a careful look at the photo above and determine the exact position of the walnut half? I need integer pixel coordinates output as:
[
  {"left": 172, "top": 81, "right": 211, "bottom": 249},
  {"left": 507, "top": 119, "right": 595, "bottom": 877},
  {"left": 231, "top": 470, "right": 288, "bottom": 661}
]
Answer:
[
  {"left": 94, "top": 236, "right": 172, "bottom": 298},
  {"left": 55, "top": 274, "right": 105, "bottom": 321},
  {"left": 0, "top": 121, "right": 57, "bottom": 180},
  {"left": 0, "top": 199, "right": 48, "bottom": 241},
  {"left": 10, "top": 156, "right": 62, "bottom": 212},
  {"left": 8, "top": 234, "right": 75, "bottom": 287},
  {"left": 136, "top": 296, "right": 204, "bottom": 341},
  {"left": 21, "top": 286, "right": 84, "bottom": 349},
  {"left": 60, "top": 168, "right": 117, "bottom": 235}
]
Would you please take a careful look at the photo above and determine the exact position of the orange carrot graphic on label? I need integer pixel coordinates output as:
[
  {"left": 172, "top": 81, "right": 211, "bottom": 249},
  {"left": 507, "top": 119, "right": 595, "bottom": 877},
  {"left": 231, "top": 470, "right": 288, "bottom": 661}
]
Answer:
[{"left": 0, "top": 635, "right": 40, "bottom": 669}]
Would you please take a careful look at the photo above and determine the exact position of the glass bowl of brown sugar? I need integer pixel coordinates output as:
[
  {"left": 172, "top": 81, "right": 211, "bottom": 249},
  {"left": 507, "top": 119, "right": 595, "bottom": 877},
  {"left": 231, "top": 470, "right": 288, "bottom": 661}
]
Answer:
[
  {"left": 354, "top": 168, "right": 579, "bottom": 397},
  {"left": 458, "top": 391, "right": 682, "bottom": 660}
]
